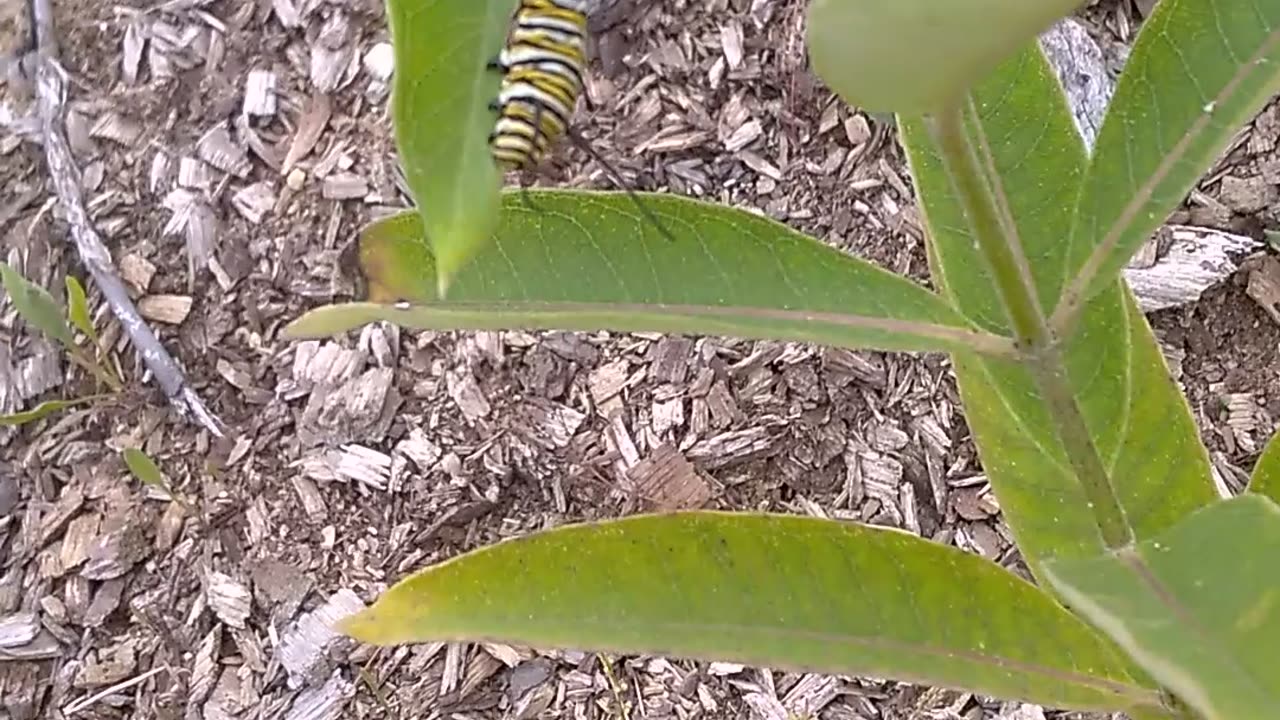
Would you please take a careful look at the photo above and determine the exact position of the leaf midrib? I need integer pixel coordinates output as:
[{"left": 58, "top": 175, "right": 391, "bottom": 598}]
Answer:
[{"left": 352, "top": 299, "right": 1019, "bottom": 355}]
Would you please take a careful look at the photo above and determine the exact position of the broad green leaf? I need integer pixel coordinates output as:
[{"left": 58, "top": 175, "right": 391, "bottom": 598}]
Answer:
[
  {"left": 1044, "top": 495, "right": 1280, "bottom": 720},
  {"left": 287, "top": 191, "right": 1014, "bottom": 357},
  {"left": 805, "top": 0, "right": 1079, "bottom": 115},
  {"left": 0, "top": 396, "right": 103, "bottom": 426},
  {"left": 64, "top": 275, "right": 97, "bottom": 346},
  {"left": 898, "top": 46, "right": 1215, "bottom": 579},
  {"left": 343, "top": 512, "right": 1165, "bottom": 713},
  {"left": 388, "top": 0, "right": 511, "bottom": 290},
  {"left": 0, "top": 263, "right": 75, "bottom": 349},
  {"left": 1056, "top": 0, "right": 1280, "bottom": 321},
  {"left": 1248, "top": 430, "right": 1280, "bottom": 503}
]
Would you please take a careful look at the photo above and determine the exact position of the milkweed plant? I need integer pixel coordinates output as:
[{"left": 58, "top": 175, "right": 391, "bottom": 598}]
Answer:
[{"left": 287, "top": 1, "right": 1280, "bottom": 718}]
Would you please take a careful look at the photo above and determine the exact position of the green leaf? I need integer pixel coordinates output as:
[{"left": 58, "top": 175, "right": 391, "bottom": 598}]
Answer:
[
  {"left": 0, "top": 263, "right": 75, "bottom": 349},
  {"left": 902, "top": 48, "right": 1088, "bottom": 333},
  {"left": 0, "top": 396, "right": 102, "bottom": 426},
  {"left": 122, "top": 447, "right": 172, "bottom": 497},
  {"left": 947, "top": 291, "right": 1215, "bottom": 570},
  {"left": 1043, "top": 495, "right": 1280, "bottom": 720},
  {"left": 899, "top": 47, "right": 1215, "bottom": 578},
  {"left": 387, "top": 0, "right": 511, "bottom": 291},
  {"left": 342, "top": 512, "right": 1164, "bottom": 713},
  {"left": 1248, "top": 430, "right": 1280, "bottom": 503},
  {"left": 286, "top": 191, "right": 1013, "bottom": 357},
  {"left": 64, "top": 275, "right": 98, "bottom": 346},
  {"left": 805, "top": 0, "right": 1079, "bottom": 115},
  {"left": 1055, "top": 0, "right": 1280, "bottom": 321}
]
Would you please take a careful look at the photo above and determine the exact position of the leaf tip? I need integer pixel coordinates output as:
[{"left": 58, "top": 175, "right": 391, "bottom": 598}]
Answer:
[{"left": 336, "top": 605, "right": 400, "bottom": 646}]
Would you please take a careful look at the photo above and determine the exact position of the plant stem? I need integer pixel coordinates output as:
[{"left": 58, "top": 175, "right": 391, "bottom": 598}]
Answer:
[
  {"left": 1025, "top": 348, "right": 1134, "bottom": 549},
  {"left": 928, "top": 107, "right": 1047, "bottom": 346},
  {"left": 927, "top": 104, "right": 1134, "bottom": 550}
]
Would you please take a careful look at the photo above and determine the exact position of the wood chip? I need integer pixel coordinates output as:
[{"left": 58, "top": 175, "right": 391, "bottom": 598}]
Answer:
[
  {"left": 188, "top": 627, "right": 221, "bottom": 712},
  {"left": 119, "top": 253, "right": 156, "bottom": 293},
  {"left": 320, "top": 172, "right": 368, "bottom": 200},
  {"left": 394, "top": 427, "right": 442, "bottom": 472},
  {"left": 176, "top": 157, "right": 215, "bottom": 190},
  {"left": 687, "top": 425, "right": 780, "bottom": 469},
  {"left": 1040, "top": 17, "right": 1112, "bottom": 150},
  {"left": 80, "top": 511, "right": 147, "bottom": 581},
  {"left": 285, "top": 669, "right": 354, "bottom": 720},
  {"left": 589, "top": 359, "right": 630, "bottom": 413},
  {"left": 138, "top": 294, "right": 193, "bottom": 325},
  {"left": 446, "top": 368, "right": 491, "bottom": 422},
  {"left": 297, "top": 445, "right": 391, "bottom": 490},
  {"left": 517, "top": 400, "right": 586, "bottom": 450},
  {"left": 89, "top": 112, "right": 143, "bottom": 146},
  {"left": 0, "top": 611, "right": 39, "bottom": 648},
  {"left": 719, "top": 21, "right": 743, "bottom": 70},
  {"left": 363, "top": 42, "right": 394, "bottom": 82},
  {"left": 782, "top": 674, "right": 842, "bottom": 718},
  {"left": 232, "top": 181, "right": 276, "bottom": 224},
  {"left": 0, "top": 629, "right": 61, "bottom": 660},
  {"left": 1124, "top": 225, "right": 1260, "bottom": 313},
  {"left": 121, "top": 21, "right": 146, "bottom": 84},
  {"left": 1246, "top": 254, "right": 1280, "bottom": 325},
  {"left": 74, "top": 640, "right": 137, "bottom": 688},
  {"left": 242, "top": 69, "right": 278, "bottom": 116},
  {"left": 206, "top": 571, "right": 252, "bottom": 628},
  {"left": 37, "top": 486, "right": 85, "bottom": 548},
  {"left": 649, "top": 336, "right": 693, "bottom": 384},
  {"left": 996, "top": 703, "right": 1049, "bottom": 720},
  {"left": 81, "top": 578, "right": 124, "bottom": 627},
  {"left": 310, "top": 10, "right": 356, "bottom": 93},
  {"left": 282, "top": 93, "right": 332, "bottom": 175},
  {"left": 297, "top": 367, "right": 400, "bottom": 447},
  {"left": 276, "top": 589, "right": 364, "bottom": 690},
  {"left": 197, "top": 125, "right": 251, "bottom": 177},
  {"left": 628, "top": 444, "right": 711, "bottom": 509},
  {"left": 58, "top": 513, "right": 100, "bottom": 574},
  {"left": 291, "top": 475, "right": 327, "bottom": 522}
]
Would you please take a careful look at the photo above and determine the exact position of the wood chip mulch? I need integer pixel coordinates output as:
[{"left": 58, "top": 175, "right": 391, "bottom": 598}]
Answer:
[{"left": 0, "top": 0, "right": 1279, "bottom": 718}]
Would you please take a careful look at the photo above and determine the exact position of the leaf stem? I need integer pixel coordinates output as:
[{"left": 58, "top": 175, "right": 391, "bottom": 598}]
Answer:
[
  {"left": 1025, "top": 348, "right": 1134, "bottom": 549},
  {"left": 927, "top": 104, "right": 1134, "bottom": 551},
  {"left": 927, "top": 105, "right": 1047, "bottom": 345}
]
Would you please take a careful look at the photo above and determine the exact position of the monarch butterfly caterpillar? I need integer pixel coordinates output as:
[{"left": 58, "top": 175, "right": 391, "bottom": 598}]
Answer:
[{"left": 487, "top": 0, "right": 675, "bottom": 241}]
